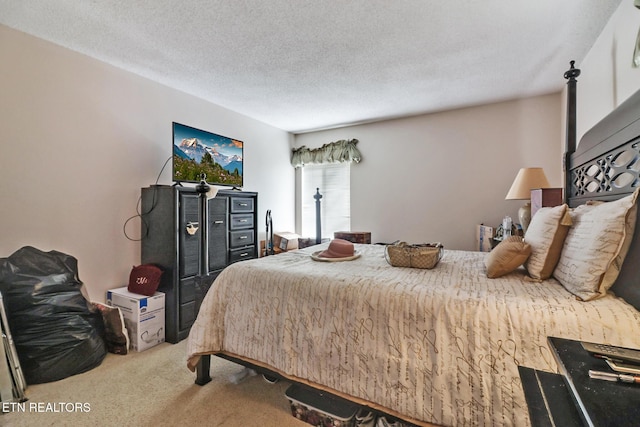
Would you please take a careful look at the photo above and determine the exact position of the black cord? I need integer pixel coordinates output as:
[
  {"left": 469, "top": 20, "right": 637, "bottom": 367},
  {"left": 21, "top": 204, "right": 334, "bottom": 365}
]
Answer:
[{"left": 123, "top": 156, "right": 172, "bottom": 242}]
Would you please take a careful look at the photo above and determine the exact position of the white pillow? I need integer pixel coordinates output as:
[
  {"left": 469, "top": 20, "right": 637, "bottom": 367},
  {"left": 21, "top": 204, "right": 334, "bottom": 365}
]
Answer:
[
  {"left": 524, "top": 204, "right": 572, "bottom": 280},
  {"left": 553, "top": 189, "right": 638, "bottom": 300}
]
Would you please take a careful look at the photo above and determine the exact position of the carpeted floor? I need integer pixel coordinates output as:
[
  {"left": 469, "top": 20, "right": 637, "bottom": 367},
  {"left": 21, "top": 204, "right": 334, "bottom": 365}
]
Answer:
[{"left": 1, "top": 340, "right": 308, "bottom": 426}]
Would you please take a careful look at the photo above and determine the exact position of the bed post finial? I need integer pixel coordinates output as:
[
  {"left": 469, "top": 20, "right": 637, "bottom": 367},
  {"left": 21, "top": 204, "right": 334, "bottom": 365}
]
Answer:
[
  {"left": 564, "top": 60, "right": 580, "bottom": 81},
  {"left": 564, "top": 60, "right": 581, "bottom": 155},
  {"left": 314, "top": 188, "right": 323, "bottom": 244},
  {"left": 564, "top": 60, "right": 580, "bottom": 203}
]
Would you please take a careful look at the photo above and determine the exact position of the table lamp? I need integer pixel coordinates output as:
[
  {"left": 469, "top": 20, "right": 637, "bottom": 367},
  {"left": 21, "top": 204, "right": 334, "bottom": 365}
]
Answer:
[{"left": 505, "top": 167, "right": 551, "bottom": 232}]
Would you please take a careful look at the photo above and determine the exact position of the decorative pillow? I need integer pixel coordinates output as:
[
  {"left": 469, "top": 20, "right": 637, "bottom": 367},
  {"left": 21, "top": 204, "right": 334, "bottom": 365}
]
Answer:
[
  {"left": 485, "top": 236, "right": 531, "bottom": 278},
  {"left": 127, "top": 264, "right": 163, "bottom": 296},
  {"left": 553, "top": 189, "right": 639, "bottom": 300},
  {"left": 524, "top": 204, "right": 572, "bottom": 280}
]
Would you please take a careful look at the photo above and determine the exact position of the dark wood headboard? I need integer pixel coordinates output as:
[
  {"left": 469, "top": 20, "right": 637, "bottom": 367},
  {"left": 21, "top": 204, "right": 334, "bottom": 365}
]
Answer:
[
  {"left": 564, "top": 63, "right": 640, "bottom": 310},
  {"left": 565, "top": 79, "right": 640, "bottom": 207}
]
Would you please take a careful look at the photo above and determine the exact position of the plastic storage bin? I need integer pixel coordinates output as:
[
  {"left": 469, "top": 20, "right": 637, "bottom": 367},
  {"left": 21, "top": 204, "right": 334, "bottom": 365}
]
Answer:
[{"left": 285, "top": 384, "right": 359, "bottom": 427}]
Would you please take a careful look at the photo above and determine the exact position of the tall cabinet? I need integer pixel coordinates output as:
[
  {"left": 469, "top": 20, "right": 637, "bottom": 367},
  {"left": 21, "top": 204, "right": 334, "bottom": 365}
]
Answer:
[{"left": 141, "top": 185, "right": 258, "bottom": 343}]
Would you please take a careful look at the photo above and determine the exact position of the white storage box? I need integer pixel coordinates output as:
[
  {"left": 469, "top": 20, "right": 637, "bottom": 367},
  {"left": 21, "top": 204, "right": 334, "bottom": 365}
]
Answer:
[{"left": 106, "top": 287, "right": 165, "bottom": 352}]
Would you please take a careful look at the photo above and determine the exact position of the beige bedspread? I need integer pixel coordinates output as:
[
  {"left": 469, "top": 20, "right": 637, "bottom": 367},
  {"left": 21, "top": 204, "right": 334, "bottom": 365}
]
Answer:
[{"left": 186, "top": 243, "right": 640, "bottom": 426}]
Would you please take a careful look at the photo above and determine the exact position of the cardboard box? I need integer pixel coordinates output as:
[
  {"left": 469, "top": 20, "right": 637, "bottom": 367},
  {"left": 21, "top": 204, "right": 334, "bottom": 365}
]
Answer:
[
  {"left": 531, "top": 188, "right": 563, "bottom": 219},
  {"left": 106, "top": 287, "right": 165, "bottom": 352},
  {"left": 274, "top": 232, "right": 300, "bottom": 251}
]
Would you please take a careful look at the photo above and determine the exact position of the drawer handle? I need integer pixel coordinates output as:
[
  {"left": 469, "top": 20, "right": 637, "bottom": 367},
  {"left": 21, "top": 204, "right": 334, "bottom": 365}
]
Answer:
[
  {"left": 214, "top": 220, "right": 224, "bottom": 224},
  {"left": 186, "top": 222, "right": 199, "bottom": 235},
  {"left": 239, "top": 219, "right": 248, "bottom": 223},
  {"left": 240, "top": 252, "right": 249, "bottom": 257},
  {"left": 239, "top": 236, "right": 248, "bottom": 239},
  {"left": 238, "top": 203, "right": 249, "bottom": 207}
]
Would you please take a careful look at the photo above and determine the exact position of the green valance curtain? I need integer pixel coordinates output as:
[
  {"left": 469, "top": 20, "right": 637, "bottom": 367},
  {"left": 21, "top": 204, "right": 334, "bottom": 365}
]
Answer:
[{"left": 291, "top": 139, "right": 362, "bottom": 168}]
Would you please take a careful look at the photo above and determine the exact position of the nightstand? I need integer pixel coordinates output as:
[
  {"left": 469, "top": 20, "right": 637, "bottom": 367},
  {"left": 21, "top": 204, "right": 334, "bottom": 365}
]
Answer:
[{"left": 519, "top": 337, "right": 640, "bottom": 426}]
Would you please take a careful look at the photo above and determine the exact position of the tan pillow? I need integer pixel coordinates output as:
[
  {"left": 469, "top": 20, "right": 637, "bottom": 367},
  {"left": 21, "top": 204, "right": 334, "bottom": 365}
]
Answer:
[
  {"left": 485, "top": 236, "right": 531, "bottom": 278},
  {"left": 524, "top": 204, "right": 572, "bottom": 280},
  {"left": 553, "top": 189, "right": 639, "bottom": 300}
]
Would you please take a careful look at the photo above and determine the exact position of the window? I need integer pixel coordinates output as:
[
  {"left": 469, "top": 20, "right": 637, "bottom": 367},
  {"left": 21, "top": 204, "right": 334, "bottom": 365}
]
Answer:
[{"left": 301, "top": 162, "right": 350, "bottom": 239}]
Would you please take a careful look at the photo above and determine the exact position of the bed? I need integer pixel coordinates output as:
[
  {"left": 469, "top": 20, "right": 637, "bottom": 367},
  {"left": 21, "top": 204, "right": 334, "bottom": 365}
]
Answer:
[{"left": 186, "top": 65, "right": 640, "bottom": 427}]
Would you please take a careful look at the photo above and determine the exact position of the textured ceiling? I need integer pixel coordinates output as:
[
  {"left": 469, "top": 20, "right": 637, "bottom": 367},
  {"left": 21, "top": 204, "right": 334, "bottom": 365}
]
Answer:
[{"left": 0, "top": 1, "right": 623, "bottom": 133}]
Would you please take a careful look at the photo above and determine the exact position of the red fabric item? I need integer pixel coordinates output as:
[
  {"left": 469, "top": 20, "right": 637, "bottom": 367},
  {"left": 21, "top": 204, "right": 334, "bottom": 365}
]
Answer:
[{"left": 127, "top": 264, "right": 163, "bottom": 296}]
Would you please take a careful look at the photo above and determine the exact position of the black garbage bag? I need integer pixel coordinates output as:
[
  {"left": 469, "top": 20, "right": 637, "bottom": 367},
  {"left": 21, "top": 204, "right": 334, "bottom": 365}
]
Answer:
[{"left": 0, "top": 246, "right": 107, "bottom": 384}]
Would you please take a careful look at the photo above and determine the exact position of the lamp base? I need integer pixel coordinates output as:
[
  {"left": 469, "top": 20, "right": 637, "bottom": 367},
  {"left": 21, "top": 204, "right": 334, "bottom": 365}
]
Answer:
[{"left": 519, "top": 202, "right": 531, "bottom": 233}]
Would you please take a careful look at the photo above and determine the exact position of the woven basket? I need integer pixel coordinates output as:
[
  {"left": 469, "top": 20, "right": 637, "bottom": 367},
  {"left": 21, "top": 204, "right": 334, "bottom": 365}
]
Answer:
[{"left": 384, "top": 242, "right": 444, "bottom": 269}]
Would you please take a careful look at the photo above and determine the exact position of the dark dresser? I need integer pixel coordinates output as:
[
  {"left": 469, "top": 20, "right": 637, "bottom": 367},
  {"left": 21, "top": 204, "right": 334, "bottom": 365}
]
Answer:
[{"left": 141, "top": 185, "right": 258, "bottom": 343}]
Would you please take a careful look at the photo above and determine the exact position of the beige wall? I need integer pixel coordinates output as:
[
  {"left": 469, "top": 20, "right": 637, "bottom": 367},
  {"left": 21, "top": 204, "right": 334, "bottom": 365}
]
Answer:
[
  {"left": 574, "top": 0, "right": 640, "bottom": 139},
  {"left": 0, "top": 25, "right": 295, "bottom": 302},
  {"left": 295, "top": 0, "right": 640, "bottom": 251},
  {"left": 295, "top": 93, "right": 563, "bottom": 250},
  {"left": 2, "top": 1, "right": 635, "bottom": 301}
]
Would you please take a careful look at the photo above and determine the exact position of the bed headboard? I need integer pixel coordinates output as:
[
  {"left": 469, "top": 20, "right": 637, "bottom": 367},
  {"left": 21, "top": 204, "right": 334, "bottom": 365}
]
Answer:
[{"left": 564, "top": 64, "right": 640, "bottom": 309}]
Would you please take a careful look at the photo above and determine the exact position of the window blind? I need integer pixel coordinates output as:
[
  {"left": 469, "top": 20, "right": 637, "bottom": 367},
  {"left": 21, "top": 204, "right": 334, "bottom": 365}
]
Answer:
[{"left": 301, "top": 162, "right": 351, "bottom": 239}]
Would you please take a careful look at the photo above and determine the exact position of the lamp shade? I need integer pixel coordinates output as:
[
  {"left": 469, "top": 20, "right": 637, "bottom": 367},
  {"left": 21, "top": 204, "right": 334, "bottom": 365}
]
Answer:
[{"left": 505, "top": 168, "right": 551, "bottom": 200}]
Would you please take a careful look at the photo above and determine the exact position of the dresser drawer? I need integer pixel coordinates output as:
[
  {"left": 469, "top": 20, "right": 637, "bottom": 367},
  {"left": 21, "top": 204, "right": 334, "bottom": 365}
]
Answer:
[
  {"left": 230, "top": 197, "right": 254, "bottom": 213},
  {"left": 209, "top": 196, "right": 228, "bottom": 216},
  {"left": 230, "top": 213, "right": 253, "bottom": 230},
  {"left": 230, "top": 229, "right": 254, "bottom": 248},
  {"left": 180, "top": 300, "right": 196, "bottom": 330},
  {"left": 179, "top": 277, "right": 196, "bottom": 303},
  {"left": 179, "top": 193, "right": 200, "bottom": 278},
  {"left": 229, "top": 246, "right": 256, "bottom": 263},
  {"left": 179, "top": 234, "right": 199, "bottom": 279}
]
